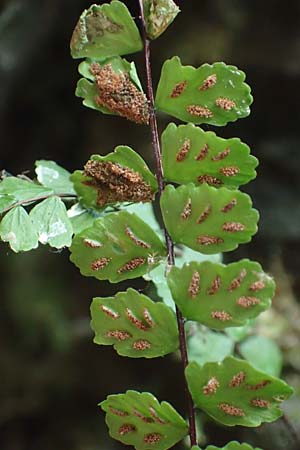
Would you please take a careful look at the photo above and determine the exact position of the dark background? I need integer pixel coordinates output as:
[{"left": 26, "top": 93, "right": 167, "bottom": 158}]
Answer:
[{"left": 1, "top": 1, "right": 300, "bottom": 449}]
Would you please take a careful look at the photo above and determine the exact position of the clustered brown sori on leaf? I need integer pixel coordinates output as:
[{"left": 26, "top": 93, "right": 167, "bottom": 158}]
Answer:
[
  {"left": 84, "top": 160, "right": 155, "bottom": 206},
  {"left": 90, "top": 63, "right": 150, "bottom": 125}
]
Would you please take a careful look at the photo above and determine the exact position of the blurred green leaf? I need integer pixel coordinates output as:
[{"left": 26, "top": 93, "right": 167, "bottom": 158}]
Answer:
[
  {"left": 187, "top": 328, "right": 234, "bottom": 365},
  {"left": 29, "top": 197, "right": 73, "bottom": 248},
  {"left": 0, "top": 177, "right": 53, "bottom": 204},
  {"left": 155, "top": 57, "right": 253, "bottom": 126},
  {"left": 100, "top": 390, "right": 188, "bottom": 449},
  {"left": 239, "top": 336, "right": 283, "bottom": 377},
  {"left": 35, "top": 160, "right": 76, "bottom": 195},
  {"left": 0, "top": 206, "right": 38, "bottom": 252},
  {"left": 67, "top": 203, "right": 102, "bottom": 235},
  {"left": 162, "top": 123, "right": 258, "bottom": 188},
  {"left": 185, "top": 357, "right": 293, "bottom": 427},
  {"left": 196, "top": 442, "right": 262, "bottom": 450},
  {"left": 160, "top": 183, "right": 259, "bottom": 254},
  {"left": 0, "top": 194, "right": 16, "bottom": 213},
  {"left": 70, "top": 1, "right": 143, "bottom": 59},
  {"left": 71, "top": 146, "right": 157, "bottom": 211},
  {"left": 70, "top": 210, "right": 166, "bottom": 283},
  {"left": 143, "top": 0, "right": 180, "bottom": 39},
  {"left": 167, "top": 260, "right": 275, "bottom": 329},
  {"left": 91, "top": 288, "right": 178, "bottom": 358},
  {"left": 225, "top": 322, "right": 253, "bottom": 342}
]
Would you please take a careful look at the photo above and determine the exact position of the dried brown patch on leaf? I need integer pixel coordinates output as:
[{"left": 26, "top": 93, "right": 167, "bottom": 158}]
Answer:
[
  {"left": 170, "top": 80, "right": 187, "bottom": 98},
  {"left": 215, "top": 97, "right": 236, "bottom": 111},
  {"left": 211, "top": 310, "right": 232, "bottom": 321},
  {"left": 90, "top": 257, "right": 111, "bottom": 271},
  {"left": 90, "top": 63, "right": 149, "bottom": 124},
  {"left": 188, "top": 271, "right": 200, "bottom": 298},
  {"left": 219, "top": 166, "right": 240, "bottom": 177},
  {"left": 84, "top": 160, "right": 154, "bottom": 207},
  {"left": 218, "top": 403, "right": 245, "bottom": 417},
  {"left": 101, "top": 305, "right": 120, "bottom": 319},
  {"left": 229, "top": 371, "right": 246, "bottom": 387},
  {"left": 203, "top": 376, "right": 220, "bottom": 395},
  {"left": 181, "top": 198, "right": 192, "bottom": 219},
  {"left": 222, "top": 222, "right": 245, "bottom": 232},
  {"left": 195, "top": 143, "right": 209, "bottom": 161},
  {"left": 106, "top": 330, "right": 132, "bottom": 341},
  {"left": 228, "top": 269, "right": 247, "bottom": 291},
  {"left": 133, "top": 340, "right": 151, "bottom": 350},
  {"left": 186, "top": 105, "right": 213, "bottom": 118},
  {"left": 70, "top": 10, "right": 123, "bottom": 52},
  {"left": 125, "top": 227, "right": 151, "bottom": 249},
  {"left": 236, "top": 296, "right": 260, "bottom": 308},
  {"left": 176, "top": 139, "right": 191, "bottom": 162},
  {"left": 198, "top": 174, "right": 222, "bottom": 186},
  {"left": 221, "top": 198, "right": 237, "bottom": 213},
  {"left": 208, "top": 276, "right": 221, "bottom": 295},
  {"left": 199, "top": 74, "right": 217, "bottom": 91},
  {"left": 197, "top": 235, "right": 224, "bottom": 246}
]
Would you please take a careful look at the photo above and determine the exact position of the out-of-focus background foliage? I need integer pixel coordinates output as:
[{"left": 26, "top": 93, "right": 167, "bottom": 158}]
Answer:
[{"left": 1, "top": 0, "right": 300, "bottom": 449}]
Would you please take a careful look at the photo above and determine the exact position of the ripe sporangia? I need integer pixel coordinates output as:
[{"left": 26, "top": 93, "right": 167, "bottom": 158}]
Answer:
[
  {"left": 203, "top": 376, "right": 220, "bottom": 395},
  {"left": 90, "top": 63, "right": 150, "bottom": 125},
  {"left": 170, "top": 80, "right": 187, "bottom": 98},
  {"left": 83, "top": 159, "right": 155, "bottom": 206}
]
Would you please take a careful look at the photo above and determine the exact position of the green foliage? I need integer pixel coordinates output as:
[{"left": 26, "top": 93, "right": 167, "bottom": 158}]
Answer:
[
  {"left": 155, "top": 57, "right": 253, "bottom": 126},
  {"left": 70, "top": 1, "right": 143, "bottom": 59},
  {"left": 0, "top": 176, "right": 53, "bottom": 211},
  {"left": 195, "top": 442, "right": 262, "bottom": 450},
  {"left": 67, "top": 203, "right": 102, "bottom": 235},
  {"left": 71, "top": 146, "right": 157, "bottom": 211},
  {"left": 187, "top": 327, "right": 234, "bottom": 365},
  {"left": 144, "top": 246, "right": 220, "bottom": 309},
  {"left": 1, "top": 2, "right": 293, "bottom": 449},
  {"left": 35, "top": 160, "right": 76, "bottom": 195},
  {"left": 239, "top": 336, "right": 283, "bottom": 377},
  {"left": 29, "top": 196, "right": 73, "bottom": 248},
  {"left": 161, "top": 123, "right": 258, "bottom": 188},
  {"left": 167, "top": 259, "right": 275, "bottom": 329},
  {"left": 91, "top": 288, "right": 178, "bottom": 358},
  {"left": 100, "top": 390, "right": 188, "bottom": 450},
  {"left": 143, "top": 0, "right": 180, "bottom": 39},
  {"left": 161, "top": 183, "right": 259, "bottom": 254},
  {"left": 185, "top": 357, "right": 293, "bottom": 427},
  {"left": 70, "top": 210, "right": 166, "bottom": 283},
  {"left": 0, "top": 206, "right": 38, "bottom": 252}
]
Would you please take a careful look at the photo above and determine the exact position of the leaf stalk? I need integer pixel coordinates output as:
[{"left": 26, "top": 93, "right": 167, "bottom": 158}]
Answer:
[{"left": 138, "top": 0, "right": 197, "bottom": 446}]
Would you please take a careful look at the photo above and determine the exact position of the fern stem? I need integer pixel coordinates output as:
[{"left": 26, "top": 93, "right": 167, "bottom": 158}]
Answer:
[
  {"left": 138, "top": 1, "right": 197, "bottom": 446},
  {"left": 0, "top": 193, "right": 77, "bottom": 215}
]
